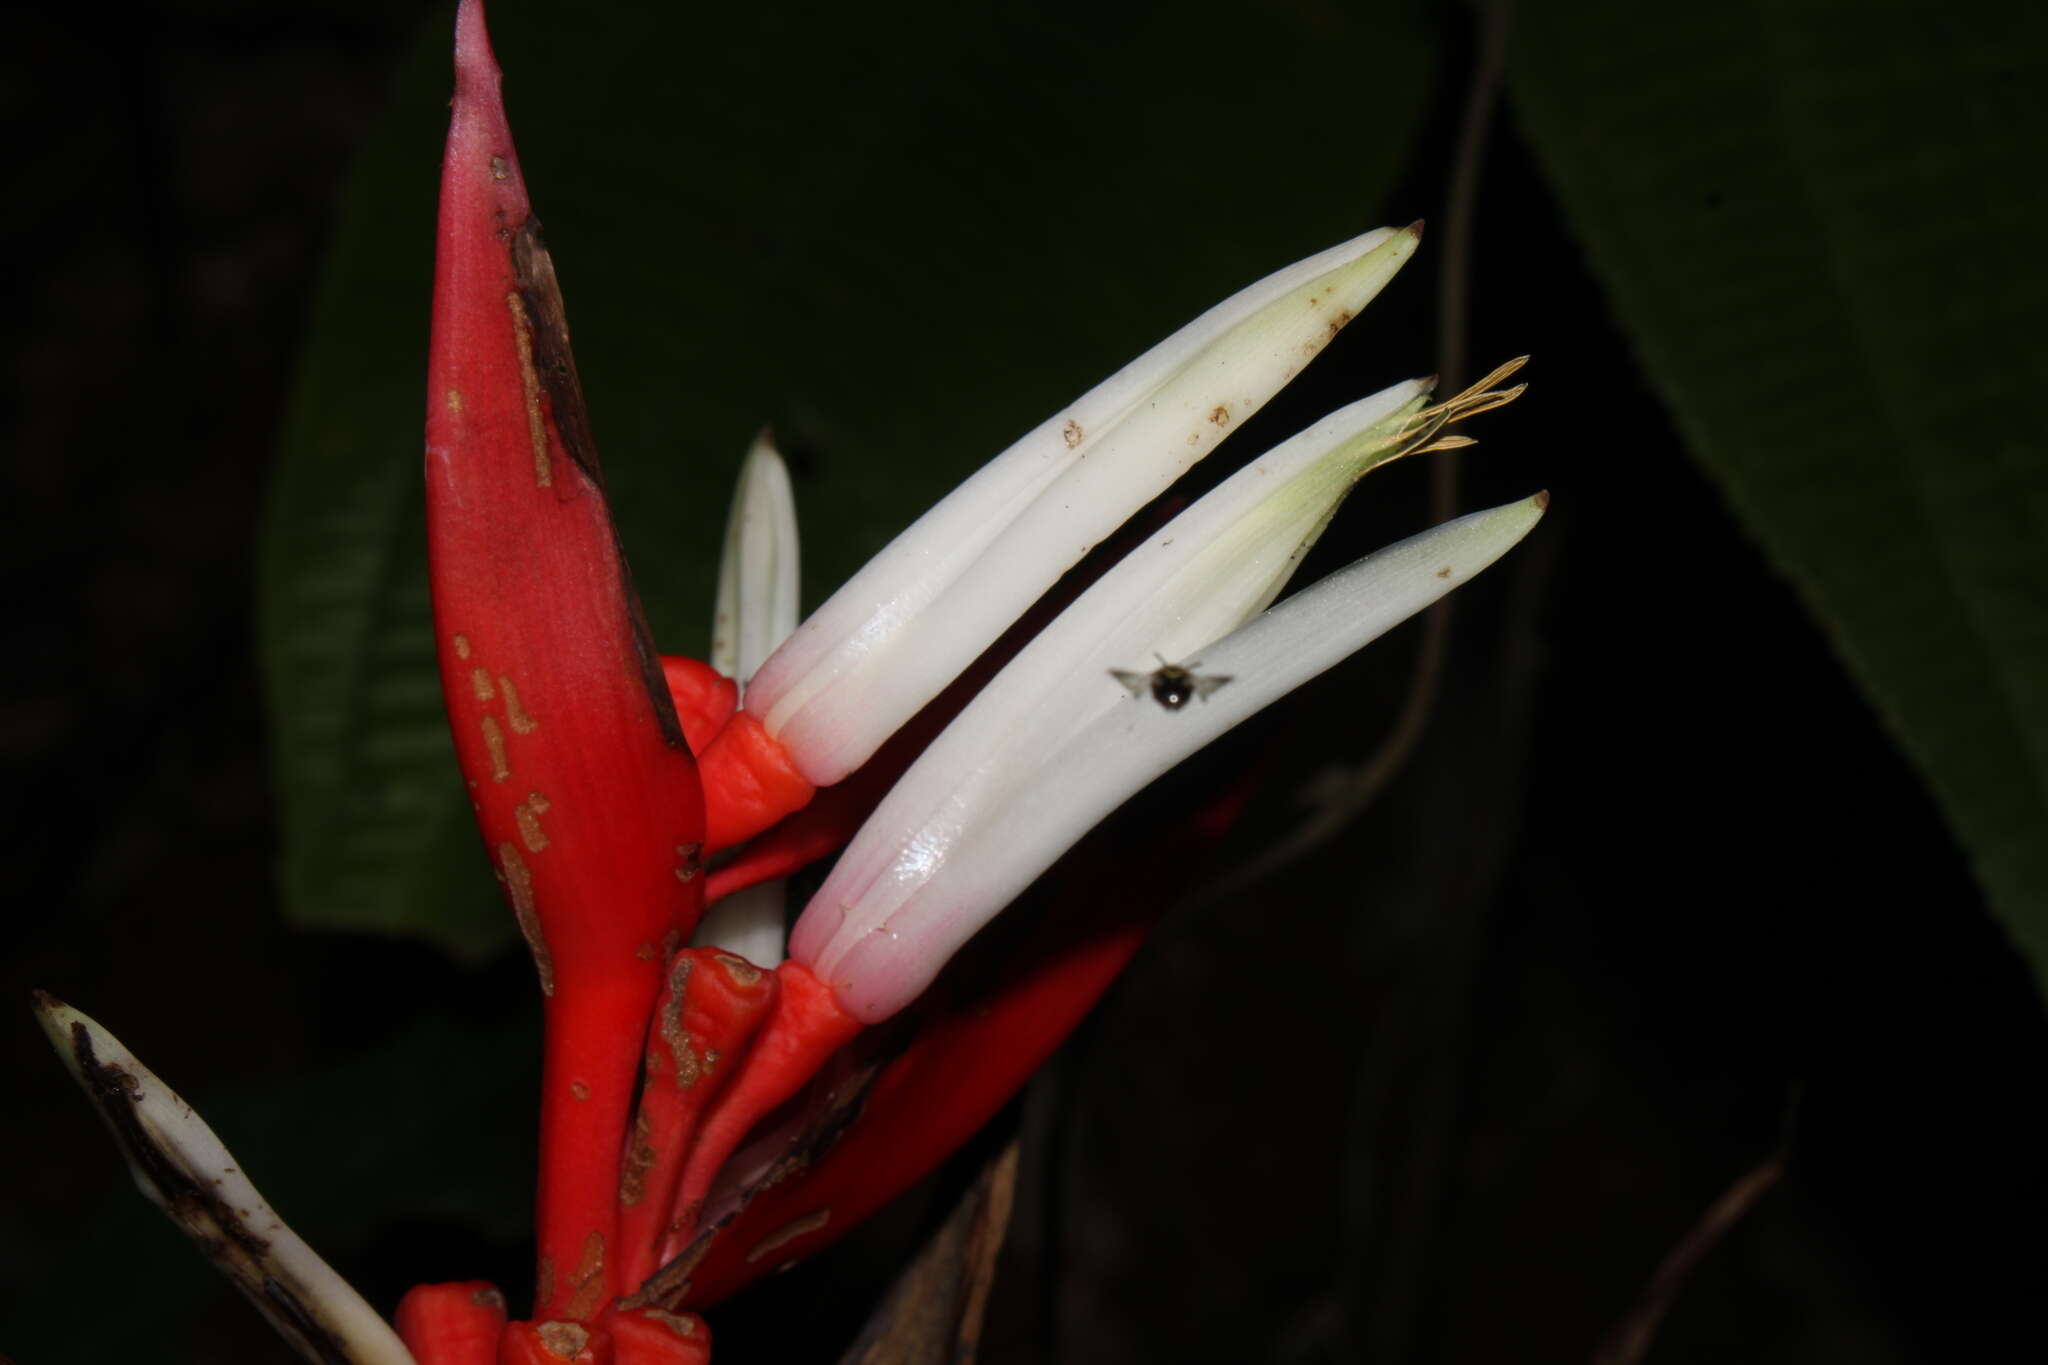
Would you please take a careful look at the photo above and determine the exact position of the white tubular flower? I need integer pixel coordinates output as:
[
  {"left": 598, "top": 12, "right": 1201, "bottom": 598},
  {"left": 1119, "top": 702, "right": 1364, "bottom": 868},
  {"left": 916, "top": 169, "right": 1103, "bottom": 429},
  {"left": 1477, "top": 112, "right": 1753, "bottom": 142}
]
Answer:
[
  {"left": 787, "top": 362, "right": 1544, "bottom": 1019},
  {"left": 746, "top": 225, "right": 1424, "bottom": 785},
  {"left": 695, "top": 432, "right": 801, "bottom": 964},
  {"left": 708, "top": 429, "right": 800, "bottom": 693},
  {"left": 33, "top": 993, "right": 418, "bottom": 1365}
]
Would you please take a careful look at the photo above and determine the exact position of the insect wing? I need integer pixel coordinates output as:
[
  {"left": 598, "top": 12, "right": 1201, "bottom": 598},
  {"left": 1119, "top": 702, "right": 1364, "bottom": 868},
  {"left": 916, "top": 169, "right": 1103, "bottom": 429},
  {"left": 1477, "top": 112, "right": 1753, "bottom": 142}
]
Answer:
[{"left": 1109, "top": 668, "right": 1153, "bottom": 698}]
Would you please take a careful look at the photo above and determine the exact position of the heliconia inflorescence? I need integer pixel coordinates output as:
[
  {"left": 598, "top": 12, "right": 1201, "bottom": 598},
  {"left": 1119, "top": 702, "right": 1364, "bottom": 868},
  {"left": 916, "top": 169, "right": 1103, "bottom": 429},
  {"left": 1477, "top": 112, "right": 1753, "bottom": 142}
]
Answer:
[{"left": 37, "top": 0, "right": 1546, "bottom": 1358}]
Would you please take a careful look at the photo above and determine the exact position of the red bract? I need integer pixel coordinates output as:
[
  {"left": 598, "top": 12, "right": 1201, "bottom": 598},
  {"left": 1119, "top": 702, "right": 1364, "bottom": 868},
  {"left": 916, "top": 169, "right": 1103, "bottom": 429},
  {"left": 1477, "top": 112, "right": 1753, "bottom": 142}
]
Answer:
[
  {"left": 428, "top": 0, "right": 712, "bottom": 1323},
  {"left": 615, "top": 948, "right": 779, "bottom": 1292},
  {"left": 418, "top": 0, "right": 1121, "bottom": 1350}
]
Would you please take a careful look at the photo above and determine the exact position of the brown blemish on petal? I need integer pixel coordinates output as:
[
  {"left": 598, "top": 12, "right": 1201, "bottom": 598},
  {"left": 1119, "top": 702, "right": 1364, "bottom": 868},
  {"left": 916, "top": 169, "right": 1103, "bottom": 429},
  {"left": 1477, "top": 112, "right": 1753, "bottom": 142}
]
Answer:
[
  {"left": 536, "top": 1255, "right": 555, "bottom": 1310},
  {"left": 500, "top": 676, "right": 537, "bottom": 733},
  {"left": 446, "top": 388, "right": 463, "bottom": 413},
  {"left": 481, "top": 715, "right": 510, "bottom": 782},
  {"left": 1209, "top": 404, "right": 1230, "bottom": 426},
  {"left": 471, "top": 667, "right": 495, "bottom": 701},
  {"left": 490, "top": 156, "right": 509, "bottom": 181},
  {"left": 1062, "top": 418, "right": 1083, "bottom": 448},
  {"left": 570, "top": 1080, "right": 590, "bottom": 1101},
  {"left": 498, "top": 842, "right": 552, "bottom": 995},
  {"left": 712, "top": 952, "right": 762, "bottom": 988},
  {"left": 674, "top": 841, "right": 703, "bottom": 883},
  {"left": 1534, "top": 489, "right": 1551, "bottom": 511},
  {"left": 505, "top": 292, "right": 554, "bottom": 488},
  {"left": 535, "top": 1321, "right": 589, "bottom": 1359},
  {"left": 619, "top": 1109, "right": 656, "bottom": 1208},
  {"left": 516, "top": 791, "right": 552, "bottom": 852},
  {"left": 561, "top": 1231, "right": 608, "bottom": 1321},
  {"left": 658, "top": 955, "right": 701, "bottom": 1088},
  {"left": 746, "top": 1209, "right": 830, "bottom": 1263},
  {"left": 472, "top": 1286, "right": 506, "bottom": 1311},
  {"left": 508, "top": 219, "right": 693, "bottom": 757},
  {"left": 1437, "top": 566, "right": 1452, "bottom": 578},
  {"left": 635, "top": 940, "right": 658, "bottom": 961},
  {"left": 638, "top": 1308, "right": 699, "bottom": 1337},
  {"left": 453, "top": 634, "right": 471, "bottom": 660}
]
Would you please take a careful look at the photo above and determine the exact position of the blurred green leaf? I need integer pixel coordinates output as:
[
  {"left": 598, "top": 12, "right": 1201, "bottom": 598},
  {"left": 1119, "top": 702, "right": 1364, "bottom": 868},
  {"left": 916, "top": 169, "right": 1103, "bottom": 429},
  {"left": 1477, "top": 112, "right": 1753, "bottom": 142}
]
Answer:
[
  {"left": 261, "top": 0, "right": 1442, "bottom": 956},
  {"left": 1509, "top": 0, "right": 2048, "bottom": 993}
]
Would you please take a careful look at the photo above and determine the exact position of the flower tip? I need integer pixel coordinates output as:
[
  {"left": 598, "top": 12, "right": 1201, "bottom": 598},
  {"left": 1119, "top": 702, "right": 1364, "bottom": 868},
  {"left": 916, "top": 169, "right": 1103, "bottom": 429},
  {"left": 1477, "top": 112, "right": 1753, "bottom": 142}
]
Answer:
[
  {"left": 454, "top": 0, "right": 501, "bottom": 84},
  {"left": 29, "top": 990, "right": 90, "bottom": 1056},
  {"left": 1405, "top": 218, "right": 1426, "bottom": 240},
  {"left": 1533, "top": 488, "right": 1551, "bottom": 512}
]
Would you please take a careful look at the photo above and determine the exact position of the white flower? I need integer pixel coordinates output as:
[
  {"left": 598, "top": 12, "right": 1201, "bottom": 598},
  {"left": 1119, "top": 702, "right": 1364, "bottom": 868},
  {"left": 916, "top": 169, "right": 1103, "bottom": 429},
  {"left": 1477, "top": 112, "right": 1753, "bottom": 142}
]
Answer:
[{"left": 746, "top": 225, "right": 1425, "bottom": 784}]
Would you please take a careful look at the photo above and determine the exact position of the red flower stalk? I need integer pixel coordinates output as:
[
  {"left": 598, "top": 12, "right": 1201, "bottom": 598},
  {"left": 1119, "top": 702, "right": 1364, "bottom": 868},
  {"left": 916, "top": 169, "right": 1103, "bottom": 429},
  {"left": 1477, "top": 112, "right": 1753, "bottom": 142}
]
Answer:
[
  {"left": 615, "top": 948, "right": 779, "bottom": 1292},
  {"left": 427, "top": 0, "right": 713, "bottom": 1322}
]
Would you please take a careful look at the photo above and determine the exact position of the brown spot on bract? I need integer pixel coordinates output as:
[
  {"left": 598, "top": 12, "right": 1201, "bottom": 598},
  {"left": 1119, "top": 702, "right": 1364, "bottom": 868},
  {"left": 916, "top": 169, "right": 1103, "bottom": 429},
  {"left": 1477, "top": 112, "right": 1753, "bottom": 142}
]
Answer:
[
  {"left": 635, "top": 941, "right": 658, "bottom": 961},
  {"left": 499, "top": 843, "right": 552, "bottom": 995},
  {"left": 472, "top": 1286, "right": 506, "bottom": 1311},
  {"left": 674, "top": 841, "right": 703, "bottom": 883},
  {"left": 1437, "top": 566, "right": 1452, "bottom": 578},
  {"left": 505, "top": 292, "right": 553, "bottom": 488},
  {"left": 562, "top": 1232, "right": 608, "bottom": 1321},
  {"left": 481, "top": 715, "right": 510, "bottom": 782},
  {"left": 453, "top": 634, "right": 471, "bottom": 660},
  {"left": 658, "top": 954, "right": 703, "bottom": 1089},
  {"left": 1210, "top": 404, "right": 1230, "bottom": 426},
  {"left": 471, "top": 667, "right": 495, "bottom": 701},
  {"left": 500, "top": 676, "right": 537, "bottom": 733},
  {"left": 536, "top": 1256, "right": 555, "bottom": 1309},
  {"left": 746, "top": 1209, "right": 830, "bottom": 1263},
  {"left": 490, "top": 156, "right": 509, "bottom": 181},
  {"left": 536, "top": 1322, "right": 589, "bottom": 1359},
  {"left": 516, "top": 791, "right": 551, "bottom": 852},
  {"left": 445, "top": 388, "right": 463, "bottom": 413},
  {"left": 570, "top": 1080, "right": 590, "bottom": 1101},
  {"left": 640, "top": 1309, "right": 699, "bottom": 1337},
  {"left": 1062, "top": 418, "right": 1083, "bottom": 449},
  {"left": 713, "top": 953, "right": 762, "bottom": 987},
  {"left": 619, "top": 1110, "right": 656, "bottom": 1207}
]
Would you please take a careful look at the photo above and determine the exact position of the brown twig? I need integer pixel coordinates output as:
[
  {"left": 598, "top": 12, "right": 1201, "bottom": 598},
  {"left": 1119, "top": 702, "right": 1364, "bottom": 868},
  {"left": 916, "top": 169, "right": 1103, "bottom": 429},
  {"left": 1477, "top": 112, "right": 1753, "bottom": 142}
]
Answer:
[{"left": 1593, "top": 1091, "right": 1802, "bottom": 1365}]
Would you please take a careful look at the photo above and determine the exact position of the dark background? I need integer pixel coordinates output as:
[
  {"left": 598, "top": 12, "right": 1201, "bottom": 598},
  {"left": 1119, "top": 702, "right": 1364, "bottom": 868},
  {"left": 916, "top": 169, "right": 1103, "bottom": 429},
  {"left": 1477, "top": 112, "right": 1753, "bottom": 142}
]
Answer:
[{"left": 5, "top": 1, "right": 2044, "bottom": 1362}]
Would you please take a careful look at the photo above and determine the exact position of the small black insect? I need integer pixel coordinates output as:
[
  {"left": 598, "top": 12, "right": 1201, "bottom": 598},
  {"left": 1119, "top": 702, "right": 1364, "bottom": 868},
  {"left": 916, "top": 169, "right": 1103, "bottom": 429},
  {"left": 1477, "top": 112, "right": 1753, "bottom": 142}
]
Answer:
[{"left": 1110, "top": 656, "right": 1233, "bottom": 711}]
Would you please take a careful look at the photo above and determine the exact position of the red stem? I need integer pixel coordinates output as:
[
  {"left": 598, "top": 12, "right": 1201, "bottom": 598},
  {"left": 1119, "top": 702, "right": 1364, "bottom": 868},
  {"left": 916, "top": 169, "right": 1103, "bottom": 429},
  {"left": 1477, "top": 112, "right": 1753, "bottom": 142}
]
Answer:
[
  {"left": 659, "top": 656, "right": 737, "bottom": 755},
  {"left": 697, "top": 710, "right": 816, "bottom": 853},
  {"left": 617, "top": 948, "right": 780, "bottom": 1292},
  {"left": 601, "top": 1307, "right": 713, "bottom": 1365},
  {"left": 659, "top": 961, "right": 863, "bottom": 1259},
  {"left": 678, "top": 913, "right": 1147, "bottom": 1305}
]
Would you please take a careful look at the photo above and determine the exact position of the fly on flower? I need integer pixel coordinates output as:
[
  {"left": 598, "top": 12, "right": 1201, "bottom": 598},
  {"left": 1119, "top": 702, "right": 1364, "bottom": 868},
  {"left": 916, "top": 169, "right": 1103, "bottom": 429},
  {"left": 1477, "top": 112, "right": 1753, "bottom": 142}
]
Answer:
[
  {"left": 1110, "top": 656, "right": 1234, "bottom": 710},
  {"left": 39, "top": 0, "right": 1547, "bottom": 1358}
]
